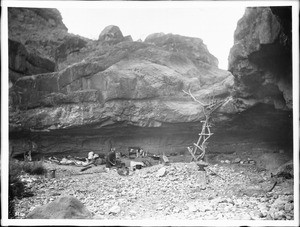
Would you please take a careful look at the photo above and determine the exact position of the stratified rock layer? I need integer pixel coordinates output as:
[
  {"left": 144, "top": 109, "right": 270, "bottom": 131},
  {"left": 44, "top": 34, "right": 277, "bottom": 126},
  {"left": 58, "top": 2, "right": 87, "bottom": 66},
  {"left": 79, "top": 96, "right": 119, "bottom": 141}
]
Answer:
[{"left": 10, "top": 34, "right": 233, "bottom": 132}]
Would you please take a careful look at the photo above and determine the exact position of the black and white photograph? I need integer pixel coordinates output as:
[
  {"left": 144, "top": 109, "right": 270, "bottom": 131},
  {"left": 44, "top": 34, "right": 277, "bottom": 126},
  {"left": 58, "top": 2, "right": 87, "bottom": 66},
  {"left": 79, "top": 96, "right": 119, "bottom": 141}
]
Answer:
[{"left": 1, "top": 0, "right": 299, "bottom": 226}]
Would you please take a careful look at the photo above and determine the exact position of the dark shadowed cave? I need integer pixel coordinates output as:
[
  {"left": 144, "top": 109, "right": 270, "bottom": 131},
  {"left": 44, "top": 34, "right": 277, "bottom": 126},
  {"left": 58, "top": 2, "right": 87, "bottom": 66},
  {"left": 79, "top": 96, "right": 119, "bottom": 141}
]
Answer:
[{"left": 10, "top": 103, "right": 293, "bottom": 161}]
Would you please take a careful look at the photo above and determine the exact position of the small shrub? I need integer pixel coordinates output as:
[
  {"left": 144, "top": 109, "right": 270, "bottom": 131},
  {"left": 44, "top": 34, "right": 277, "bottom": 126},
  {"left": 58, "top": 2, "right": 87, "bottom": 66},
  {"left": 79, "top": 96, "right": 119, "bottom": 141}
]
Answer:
[
  {"left": 179, "top": 150, "right": 186, "bottom": 155},
  {"left": 9, "top": 173, "right": 25, "bottom": 199},
  {"left": 9, "top": 159, "right": 46, "bottom": 218},
  {"left": 9, "top": 199, "right": 16, "bottom": 219},
  {"left": 21, "top": 161, "right": 47, "bottom": 175},
  {"left": 9, "top": 160, "right": 26, "bottom": 218}
]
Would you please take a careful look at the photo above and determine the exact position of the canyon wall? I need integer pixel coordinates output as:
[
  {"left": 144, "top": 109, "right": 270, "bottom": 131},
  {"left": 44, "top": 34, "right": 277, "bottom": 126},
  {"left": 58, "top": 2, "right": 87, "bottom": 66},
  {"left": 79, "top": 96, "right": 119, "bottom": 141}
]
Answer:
[
  {"left": 228, "top": 7, "right": 292, "bottom": 111},
  {"left": 8, "top": 7, "right": 293, "bottom": 159}
]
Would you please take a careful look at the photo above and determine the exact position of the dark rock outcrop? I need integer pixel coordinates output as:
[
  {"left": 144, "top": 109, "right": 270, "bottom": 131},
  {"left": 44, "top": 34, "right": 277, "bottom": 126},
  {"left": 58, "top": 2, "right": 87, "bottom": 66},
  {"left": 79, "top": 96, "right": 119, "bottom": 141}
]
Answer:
[
  {"left": 9, "top": 39, "right": 56, "bottom": 83},
  {"left": 224, "top": 6, "right": 293, "bottom": 159},
  {"left": 26, "top": 196, "right": 92, "bottom": 219},
  {"left": 8, "top": 8, "right": 89, "bottom": 77},
  {"left": 55, "top": 36, "right": 88, "bottom": 66},
  {"left": 9, "top": 8, "right": 67, "bottom": 63},
  {"left": 228, "top": 7, "right": 292, "bottom": 111}
]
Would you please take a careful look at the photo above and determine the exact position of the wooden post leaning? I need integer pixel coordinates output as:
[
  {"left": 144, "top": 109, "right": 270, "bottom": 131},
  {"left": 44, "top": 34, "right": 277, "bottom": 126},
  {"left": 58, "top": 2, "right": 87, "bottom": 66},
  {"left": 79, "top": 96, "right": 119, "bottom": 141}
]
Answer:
[{"left": 183, "top": 89, "right": 231, "bottom": 162}]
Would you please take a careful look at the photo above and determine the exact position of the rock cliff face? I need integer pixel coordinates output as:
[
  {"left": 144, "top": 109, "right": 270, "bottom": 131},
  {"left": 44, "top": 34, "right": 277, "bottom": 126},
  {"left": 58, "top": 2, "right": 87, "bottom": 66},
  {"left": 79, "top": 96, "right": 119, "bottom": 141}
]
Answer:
[
  {"left": 9, "top": 39, "right": 56, "bottom": 81},
  {"left": 228, "top": 7, "right": 292, "bottom": 111},
  {"left": 226, "top": 6, "right": 293, "bottom": 155},
  {"left": 8, "top": 7, "right": 89, "bottom": 82},
  {"left": 9, "top": 7, "right": 293, "bottom": 159}
]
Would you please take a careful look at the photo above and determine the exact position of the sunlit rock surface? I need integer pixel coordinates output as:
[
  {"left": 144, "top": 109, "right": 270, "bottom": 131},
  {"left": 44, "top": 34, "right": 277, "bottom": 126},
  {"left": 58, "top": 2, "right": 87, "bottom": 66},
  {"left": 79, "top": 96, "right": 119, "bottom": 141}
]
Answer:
[{"left": 9, "top": 7, "right": 293, "bottom": 158}]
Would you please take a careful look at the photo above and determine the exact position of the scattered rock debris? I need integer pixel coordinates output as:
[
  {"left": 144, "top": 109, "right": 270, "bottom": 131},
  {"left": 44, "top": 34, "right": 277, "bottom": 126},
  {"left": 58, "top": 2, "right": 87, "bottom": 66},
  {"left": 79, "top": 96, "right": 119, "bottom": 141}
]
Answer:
[
  {"left": 13, "top": 160, "right": 294, "bottom": 220},
  {"left": 156, "top": 167, "right": 167, "bottom": 177}
]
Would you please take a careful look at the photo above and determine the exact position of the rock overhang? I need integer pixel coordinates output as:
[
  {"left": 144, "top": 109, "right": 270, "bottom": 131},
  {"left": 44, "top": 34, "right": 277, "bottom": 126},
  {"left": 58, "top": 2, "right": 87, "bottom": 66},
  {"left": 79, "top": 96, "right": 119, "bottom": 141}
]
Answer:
[
  {"left": 10, "top": 33, "right": 235, "bottom": 133},
  {"left": 8, "top": 7, "right": 293, "bottom": 157},
  {"left": 228, "top": 6, "right": 292, "bottom": 111}
]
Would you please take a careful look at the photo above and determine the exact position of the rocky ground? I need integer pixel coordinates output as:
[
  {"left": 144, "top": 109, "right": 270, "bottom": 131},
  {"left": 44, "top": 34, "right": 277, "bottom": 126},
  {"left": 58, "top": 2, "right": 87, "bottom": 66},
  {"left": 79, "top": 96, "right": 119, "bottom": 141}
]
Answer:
[{"left": 13, "top": 152, "right": 294, "bottom": 220}]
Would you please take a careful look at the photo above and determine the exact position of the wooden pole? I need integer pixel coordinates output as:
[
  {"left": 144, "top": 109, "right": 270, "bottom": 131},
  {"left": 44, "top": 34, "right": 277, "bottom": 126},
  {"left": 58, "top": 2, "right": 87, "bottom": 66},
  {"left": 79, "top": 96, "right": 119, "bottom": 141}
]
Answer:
[{"left": 183, "top": 90, "right": 231, "bottom": 162}]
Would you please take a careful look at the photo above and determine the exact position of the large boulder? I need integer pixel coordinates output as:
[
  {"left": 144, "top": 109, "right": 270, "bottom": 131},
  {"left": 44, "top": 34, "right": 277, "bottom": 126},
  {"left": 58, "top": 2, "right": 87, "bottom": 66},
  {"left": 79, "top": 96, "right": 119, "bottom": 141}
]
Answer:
[
  {"left": 228, "top": 7, "right": 292, "bottom": 110},
  {"left": 98, "top": 25, "right": 124, "bottom": 44},
  {"left": 145, "top": 33, "right": 219, "bottom": 67},
  {"left": 97, "top": 25, "right": 133, "bottom": 46},
  {"left": 26, "top": 196, "right": 93, "bottom": 219}
]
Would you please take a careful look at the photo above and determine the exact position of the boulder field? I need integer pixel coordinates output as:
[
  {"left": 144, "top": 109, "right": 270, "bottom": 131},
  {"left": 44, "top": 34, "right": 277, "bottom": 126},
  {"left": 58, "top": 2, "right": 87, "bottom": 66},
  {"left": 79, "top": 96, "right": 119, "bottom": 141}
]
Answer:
[{"left": 8, "top": 7, "right": 293, "bottom": 159}]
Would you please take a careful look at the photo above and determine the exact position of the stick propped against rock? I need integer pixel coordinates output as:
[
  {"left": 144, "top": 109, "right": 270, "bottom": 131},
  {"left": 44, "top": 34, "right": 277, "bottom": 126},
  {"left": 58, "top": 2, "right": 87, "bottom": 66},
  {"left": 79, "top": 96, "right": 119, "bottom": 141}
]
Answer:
[{"left": 183, "top": 89, "right": 231, "bottom": 162}]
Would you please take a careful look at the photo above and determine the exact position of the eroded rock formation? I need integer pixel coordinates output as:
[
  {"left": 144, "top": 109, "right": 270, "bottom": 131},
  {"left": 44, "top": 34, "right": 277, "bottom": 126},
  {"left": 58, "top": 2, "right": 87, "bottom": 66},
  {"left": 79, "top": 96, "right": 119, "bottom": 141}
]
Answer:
[
  {"left": 8, "top": 7, "right": 89, "bottom": 81},
  {"left": 9, "top": 7, "right": 293, "bottom": 159},
  {"left": 9, "top": 39, "right": 56, "bottom": 82},
  {"left": 98, "top": 25, "right": 133, "bottom": 44},
  {"left": 226, "top": 6, "right": 293, "bottom": 156},
  {"left": 228, "top": 7, "right": 292, "bottom": 111},
  {"left": 145, "top": 33, "right": 219, "bottom": 67}
]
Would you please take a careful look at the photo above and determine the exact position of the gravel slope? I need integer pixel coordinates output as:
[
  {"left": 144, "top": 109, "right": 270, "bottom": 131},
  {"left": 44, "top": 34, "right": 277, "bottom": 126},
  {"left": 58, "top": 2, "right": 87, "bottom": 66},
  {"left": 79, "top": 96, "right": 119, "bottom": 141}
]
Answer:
[{"left": 14, "top": 160, "right": 294, "bottom": 220}]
